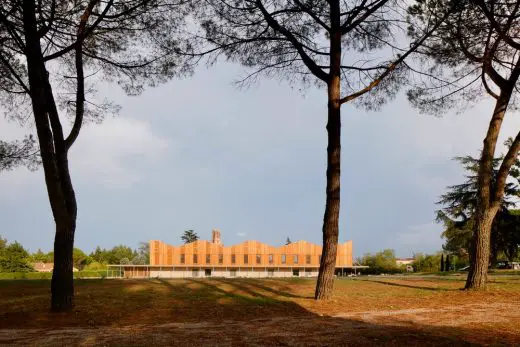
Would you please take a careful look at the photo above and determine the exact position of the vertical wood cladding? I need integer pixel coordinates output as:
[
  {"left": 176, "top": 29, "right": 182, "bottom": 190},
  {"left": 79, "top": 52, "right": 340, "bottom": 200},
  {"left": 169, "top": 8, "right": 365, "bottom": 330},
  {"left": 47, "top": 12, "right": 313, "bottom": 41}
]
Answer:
[{"left": 149, "top": 239, "right": 352, "bottom": 267}]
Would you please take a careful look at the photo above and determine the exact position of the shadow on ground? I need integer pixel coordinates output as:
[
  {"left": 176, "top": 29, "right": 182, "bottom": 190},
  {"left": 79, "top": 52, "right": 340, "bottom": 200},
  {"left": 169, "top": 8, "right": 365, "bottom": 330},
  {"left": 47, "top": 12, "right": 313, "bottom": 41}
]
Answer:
[
  {"left": 359, "top": 279, "right": 457, "bottom": 291},
  {"left": 0, "top": 278, "right": 518, "bottom": 346}
]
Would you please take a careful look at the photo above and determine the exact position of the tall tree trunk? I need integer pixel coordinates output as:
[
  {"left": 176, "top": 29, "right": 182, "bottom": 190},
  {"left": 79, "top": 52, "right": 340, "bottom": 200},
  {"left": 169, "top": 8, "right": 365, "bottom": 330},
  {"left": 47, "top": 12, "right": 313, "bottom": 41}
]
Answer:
[
  {"left": 51, "top": 218, "right": 76, "bottom": 310},
  {"left": 465, "top": 207, "right": 498, "bottom": 289},
  {"left": 22, "top": 0, "right": 78, "bottom": 311},
  {"left": 315, "top": 0, "right": 341, "bottom": 300},
  {"left": 465, "top": 89, "right": 512, "bottom": 290},
  {"left": 315, "top": 90, "right": 341, "bottom": 300}
]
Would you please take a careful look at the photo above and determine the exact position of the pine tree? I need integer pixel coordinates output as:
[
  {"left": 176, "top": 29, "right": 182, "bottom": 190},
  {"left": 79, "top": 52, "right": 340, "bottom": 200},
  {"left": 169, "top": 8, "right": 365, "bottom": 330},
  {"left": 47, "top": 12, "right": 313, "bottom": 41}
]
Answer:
[
  {"left": 437, "top": 149, "right": 520, "bottom": 267},
  {"left": 190, "top": 0, "right": 449, "bottom": 301},
  {"left": 409, "top": 0, "right": 520, "bottom": 290},
  {"left": 181, "top": 230, "right": 199, "bottom": 244}
]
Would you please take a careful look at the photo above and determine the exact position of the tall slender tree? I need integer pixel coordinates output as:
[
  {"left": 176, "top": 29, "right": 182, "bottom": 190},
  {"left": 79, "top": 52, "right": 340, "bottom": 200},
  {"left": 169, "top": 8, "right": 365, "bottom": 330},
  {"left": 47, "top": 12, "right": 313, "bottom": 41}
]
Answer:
[
  {"left": 189, "top": 0, "right": 451, "bottom": 299},
  {"left": 0, "top": 0, "right": 189, "bottom": 310},
  {"left": 408, "top": 0, "right": 520, "bottom": 289},
  {"left": 445, "top": 254, "right": 451, "bottom": 271}
]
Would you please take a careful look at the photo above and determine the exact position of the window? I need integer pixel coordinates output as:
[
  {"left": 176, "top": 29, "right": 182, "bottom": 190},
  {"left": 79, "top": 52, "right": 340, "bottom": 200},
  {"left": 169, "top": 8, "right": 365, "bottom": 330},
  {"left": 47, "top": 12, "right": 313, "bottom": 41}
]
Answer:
[
  {"left": 293, "top": 255, "right": 299, "bottom": 264},
  {"left": 293, "top": 269, "right": 300, "bottom": 277},
  {"left": 281, "top": 254, "right": 286, "bottom": 264},
  {"left": 231, "top": 254, "right": 236, "bottom": 264},
  {"left": 306, "top": 255, "right": 311, "bottom": 265},
  {"left": 268, "top": 254, "right": 274, "bottom": 264},
  {"left": 244, "top": 254, "right": 249, "bottom": 264},
  {"left": 230, "top": 269, "right": 237, "bottom": 277},
  {"left": 218, "top": 254, "right": 223, "bottom": 264},
  {"left": 256, "top": 254, "right": 261, "bottom": 264},
  {"left": 206, "top": 254, "right": 211, "bottom": 264},
  {"left": 192, "top": 269, "right": 199, "bottom": 277},
  {"left": 180, "top": 254, "right": 185, "bottom": 264},
  {"left": 205, "top": 269, "right": 212, "bottom": 277},
  {"left": 267, "top": 269, "right": 274, "bottom": 277},
  {"left": 193, "top": 254, "right": 198, "bottom": 264}
]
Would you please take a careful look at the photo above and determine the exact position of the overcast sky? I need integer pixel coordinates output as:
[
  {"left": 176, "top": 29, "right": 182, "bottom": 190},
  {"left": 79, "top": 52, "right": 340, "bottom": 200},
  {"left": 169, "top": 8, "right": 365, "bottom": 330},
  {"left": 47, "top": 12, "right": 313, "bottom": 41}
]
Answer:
[{"left": 1, "top": 62, "right": 519, "bottom": 258}]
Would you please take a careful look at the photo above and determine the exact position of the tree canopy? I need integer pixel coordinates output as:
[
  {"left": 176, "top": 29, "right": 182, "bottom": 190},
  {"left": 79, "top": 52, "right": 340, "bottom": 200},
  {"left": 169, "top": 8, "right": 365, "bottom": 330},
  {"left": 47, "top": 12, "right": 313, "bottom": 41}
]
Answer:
[
  {"left": 0, "top": 0, "right": 193, "bottom": 310},
  {"left": 437, "top": 149, "right": 520, "bottom": 263},
  {"left": 0, "top": 136, "right": 40, "bottom": 172},
  {"left": 187, "top": 0, "right": 451, "bottom": 300},
  {"left": 181, "top": 230, "right": 199, "bottom": 244},
  {"left": 0, "top": 239, "right": 34, "bottom": 272}
]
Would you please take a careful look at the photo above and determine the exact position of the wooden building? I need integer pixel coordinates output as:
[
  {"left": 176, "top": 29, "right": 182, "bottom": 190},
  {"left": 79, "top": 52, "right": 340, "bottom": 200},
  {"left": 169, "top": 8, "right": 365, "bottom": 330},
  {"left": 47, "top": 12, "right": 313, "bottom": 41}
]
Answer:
[{"left": 113, "top": 230, "right": 356, "bottom": 278}]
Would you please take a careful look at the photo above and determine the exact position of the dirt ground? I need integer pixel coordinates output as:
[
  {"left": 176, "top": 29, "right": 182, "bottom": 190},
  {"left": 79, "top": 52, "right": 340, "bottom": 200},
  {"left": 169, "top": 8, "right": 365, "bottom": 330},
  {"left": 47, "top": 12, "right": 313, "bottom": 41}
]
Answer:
[{"left": 0, "top": 275, "right": 519, "bottom": 346}]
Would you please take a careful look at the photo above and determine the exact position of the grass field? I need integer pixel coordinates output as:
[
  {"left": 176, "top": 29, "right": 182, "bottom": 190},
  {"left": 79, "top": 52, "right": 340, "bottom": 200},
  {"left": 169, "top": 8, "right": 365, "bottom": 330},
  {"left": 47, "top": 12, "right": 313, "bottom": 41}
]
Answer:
[{"left": 1, "top": 274, "right": 519, "bottom": 346}]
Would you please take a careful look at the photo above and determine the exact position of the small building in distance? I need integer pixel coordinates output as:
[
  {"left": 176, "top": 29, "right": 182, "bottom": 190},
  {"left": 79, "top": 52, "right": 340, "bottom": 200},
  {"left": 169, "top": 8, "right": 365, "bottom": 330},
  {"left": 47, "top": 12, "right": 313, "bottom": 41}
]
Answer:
[
  {"left": 31, "top": 262, "right": 54, "bottom": 272},
  {"left": 396, "top": 258, "right": 414, "bottom": 266},
  {"left": 111, "top": 229, "right": 358, "bottom": 278},
  {"left": 396, "top": 258, "right": 414, "bottom": 272},
  {"left": 31, "top": 263, "right": 79, "bottom": 272}
]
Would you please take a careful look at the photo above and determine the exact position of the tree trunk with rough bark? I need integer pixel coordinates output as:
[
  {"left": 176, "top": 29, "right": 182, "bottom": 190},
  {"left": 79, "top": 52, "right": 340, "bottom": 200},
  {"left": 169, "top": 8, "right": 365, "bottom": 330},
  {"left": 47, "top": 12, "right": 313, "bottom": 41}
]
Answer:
[
  {"left": 315, "top": 0, "right": 341, "bottom": 300},
  {"left": 465, "top": 89, "right": 512, "bottom": 290},
  {"left": 51, "top": 218, "right": 76, "bottom": 310},
  {"left": 465, "top": 207, "right": 498, "bottom": 289},
  {"left": 315, "top": 94, "right": 341, "bottom": 300}
]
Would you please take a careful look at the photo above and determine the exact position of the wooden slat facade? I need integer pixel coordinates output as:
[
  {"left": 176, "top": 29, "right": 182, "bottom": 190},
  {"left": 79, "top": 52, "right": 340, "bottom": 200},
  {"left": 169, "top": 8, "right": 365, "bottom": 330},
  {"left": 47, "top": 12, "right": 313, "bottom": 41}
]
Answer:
[{"left": 150, "top": 239, "right": 353, "bottom": 267}]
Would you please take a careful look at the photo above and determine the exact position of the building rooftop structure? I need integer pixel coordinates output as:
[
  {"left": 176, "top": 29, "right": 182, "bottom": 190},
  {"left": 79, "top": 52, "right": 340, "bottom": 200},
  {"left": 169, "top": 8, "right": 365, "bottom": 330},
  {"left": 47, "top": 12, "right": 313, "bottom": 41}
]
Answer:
[{"left": 109, "top": 229, "right": 359, "bottom": 279}]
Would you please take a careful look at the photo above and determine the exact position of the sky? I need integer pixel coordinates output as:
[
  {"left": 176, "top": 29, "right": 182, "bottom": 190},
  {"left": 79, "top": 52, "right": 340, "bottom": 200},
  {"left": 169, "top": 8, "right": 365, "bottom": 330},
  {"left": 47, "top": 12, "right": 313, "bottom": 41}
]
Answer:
[{"left": 1, "top": 62, "right": 519, "bottom": 258}]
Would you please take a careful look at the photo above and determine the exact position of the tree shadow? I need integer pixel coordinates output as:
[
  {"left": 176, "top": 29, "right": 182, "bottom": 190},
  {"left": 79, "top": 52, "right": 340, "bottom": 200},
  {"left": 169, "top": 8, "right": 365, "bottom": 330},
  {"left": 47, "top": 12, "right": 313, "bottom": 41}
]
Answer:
[
  {"left": 214, "top": 278, "right": 312, "bottom": 299},
  {"left": 361, "top": 279, "right": 458, "bottom": 292},
  {"left": 0, "top": 278, "right": 518, "bottom": 346}
]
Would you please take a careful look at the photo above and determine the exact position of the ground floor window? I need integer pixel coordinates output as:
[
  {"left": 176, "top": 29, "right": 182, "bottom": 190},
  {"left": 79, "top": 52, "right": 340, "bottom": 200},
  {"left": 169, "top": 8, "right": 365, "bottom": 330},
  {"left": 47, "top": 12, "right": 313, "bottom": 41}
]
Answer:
[
  {"left": 205, "top": 269, "right": 212, "bottom": 277},
  {"left": 268, "top": 269, "right": 274, "bottom": 277},
  {"left": 305, "top": 269, "right": 313, "bottom": 277},
  {"left": 192, "top": 269, "right": 199, "bottom": 277},
  {"left": 229, "top": 269, "right": 237, "bottom": 277},
  {"left": 292, "top": 269, "right": 300, "bottom": 277}
]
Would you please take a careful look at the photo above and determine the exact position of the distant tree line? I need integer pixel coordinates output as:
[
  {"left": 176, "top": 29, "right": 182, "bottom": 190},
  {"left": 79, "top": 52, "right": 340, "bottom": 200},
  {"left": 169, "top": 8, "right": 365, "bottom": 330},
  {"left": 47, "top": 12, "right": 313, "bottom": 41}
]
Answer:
[
  {"left": 358, "top": 249, "right": 403, "bottom": 275},
  {"left": 358, "top": 249, "right": 470, "bottom": 275},
  {"left": 0, "top": 235, "right": 149, "bottom": 273}
]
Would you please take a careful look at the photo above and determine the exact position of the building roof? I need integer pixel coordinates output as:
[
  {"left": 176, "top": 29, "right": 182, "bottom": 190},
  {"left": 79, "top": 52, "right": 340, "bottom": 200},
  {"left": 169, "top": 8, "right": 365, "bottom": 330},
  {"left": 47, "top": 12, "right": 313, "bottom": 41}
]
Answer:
[
  {"left": 31, "top": 262, "right": 54, "bottom": 272},
  {"left": 31, "top": 263, "right": 79, "bottom": 272}
]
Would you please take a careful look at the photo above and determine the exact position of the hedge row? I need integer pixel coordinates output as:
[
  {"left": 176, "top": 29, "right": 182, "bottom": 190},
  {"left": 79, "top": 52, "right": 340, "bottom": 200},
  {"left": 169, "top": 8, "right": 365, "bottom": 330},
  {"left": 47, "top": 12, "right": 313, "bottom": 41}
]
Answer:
[{"left": 0, "top": 270, "right": 108, "bottom": 280}]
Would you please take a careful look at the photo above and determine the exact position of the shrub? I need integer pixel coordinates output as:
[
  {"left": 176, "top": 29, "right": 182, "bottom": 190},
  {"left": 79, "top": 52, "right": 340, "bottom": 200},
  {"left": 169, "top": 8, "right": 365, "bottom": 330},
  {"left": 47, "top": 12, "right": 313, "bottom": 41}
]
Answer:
[
  {"left": 83, "top": 262, "right": 107, "bottom": 271},
  {"left": 359, "top": 249, "right": 404, "bottom": 275},
  {"left": 413, "top": 253, "right": 443, "bottom": 273}
]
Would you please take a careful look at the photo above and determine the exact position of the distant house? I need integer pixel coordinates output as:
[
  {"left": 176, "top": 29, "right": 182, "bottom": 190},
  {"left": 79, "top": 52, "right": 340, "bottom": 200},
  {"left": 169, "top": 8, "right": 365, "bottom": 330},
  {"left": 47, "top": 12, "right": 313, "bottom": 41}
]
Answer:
[
  {"left": 31, "top": 263, "right": 79, "bottom": 272},
  {"left": 496, "top": 261, "right": 520, "bottom": 270},
  {"left": 396, "top": 258, "right": 414, "bottom": 266}
]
